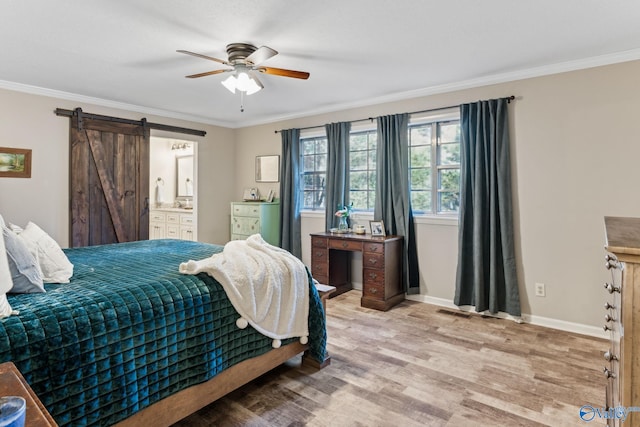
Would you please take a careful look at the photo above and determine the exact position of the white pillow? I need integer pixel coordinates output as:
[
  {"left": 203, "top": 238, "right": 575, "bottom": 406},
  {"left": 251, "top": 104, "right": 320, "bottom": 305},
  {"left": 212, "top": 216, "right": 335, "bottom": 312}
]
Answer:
[
  {"left": 0, "top": 222, "right": 15, "bottom": 318},
  {"left": 18, "top": 222, "right": 73, "bottom": 283},
  {"left": 3, "top": 226, "right": 45, "bottom": 293}
]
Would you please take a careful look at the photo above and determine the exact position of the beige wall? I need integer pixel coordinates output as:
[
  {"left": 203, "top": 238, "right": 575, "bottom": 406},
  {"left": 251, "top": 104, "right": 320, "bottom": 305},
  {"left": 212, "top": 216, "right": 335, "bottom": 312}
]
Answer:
[
  {"left": 0, "top": 87, "right": 236, "bottom": 246},
  {"left": 234, "top": 60, "right": 640, "bottom": 332},
  {"left": 2, "top": 60, "right": 639, "bottom": 332}
]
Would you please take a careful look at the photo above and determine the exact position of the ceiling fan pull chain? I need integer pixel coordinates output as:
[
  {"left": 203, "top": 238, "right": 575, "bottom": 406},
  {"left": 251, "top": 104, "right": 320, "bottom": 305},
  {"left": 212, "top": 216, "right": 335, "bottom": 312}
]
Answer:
[{"left": 240, "top": 90, "right": 245, "bottom": 113}]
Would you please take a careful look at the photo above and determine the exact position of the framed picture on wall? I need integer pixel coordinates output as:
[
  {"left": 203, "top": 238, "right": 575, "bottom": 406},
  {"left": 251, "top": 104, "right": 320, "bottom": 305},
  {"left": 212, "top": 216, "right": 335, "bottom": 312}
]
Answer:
[
  {"left": 0, "top": 147, "right": 32, "bottom": 178},
  {"left": 369, "top": 220, "right": 386, "bottom": 237}
]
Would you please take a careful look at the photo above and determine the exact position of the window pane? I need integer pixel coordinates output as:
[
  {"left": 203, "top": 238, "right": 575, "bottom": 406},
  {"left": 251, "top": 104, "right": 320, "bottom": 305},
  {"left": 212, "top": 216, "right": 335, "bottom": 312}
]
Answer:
[
  {"left": 439, "top": 143, "right": 460, "bottom": 166},
  {"left": 368, "top": 149, "right": 377, "bottom": 170},
  {"left": 410, "top": 126, "right": 431, "bottom": 146},
  {"left": 411, "top": 191, "right": 431, "bottom": 212},
  {"left": 350, "top": 171, "right": 368, "bottom": 190},
  {"left": 316, "top": 138, "right": 327, "bottom": 154},
  {"left": 367, "top": 171, "right": 376, "bottom": 189},
  {"left": 303, "top": 156, "right": 314, "bottom": 171},
  {"left": 411, "top": 168, "right": 430, "bottom": 190},
  {"left": 410, "top": 145, "right": 431, "bottom": 167},
  {"left": 303, "top": 140, "right": 316, "bottom": 155},
  {"left": 439, "top": 169, "right": 460, "bottom": 191},
  {"left": 350, "top": 150, "right": 367, "bottom": 170},
  {"left": 350, "top": 190, "right": 368, "bottom": 211},
  {"left": 350, "top": 133, "right": 368, "bottom": 150},
  {"left": 315, "top": 154, "right": 326, "bottom": 171},
  {"left": 438, "top": 191, "right": 459, "bottom": 213},
  {"left": 440, "top": 123, "right": 460, "bottom": 143}
]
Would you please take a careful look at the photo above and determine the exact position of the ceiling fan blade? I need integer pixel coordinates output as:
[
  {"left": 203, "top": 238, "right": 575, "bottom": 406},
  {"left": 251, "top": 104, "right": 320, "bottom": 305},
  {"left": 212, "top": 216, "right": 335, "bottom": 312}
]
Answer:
[
  {"left": 177, "top": 49, "right": 230, "bottom": 66},
  {"left": 258, "top": 67, "right": 310, "bottom": 80},
  {"left": 246, "top": 46, "right": 278, "bottom": 65},
  {"left": 185, "top": 69, "right": 230, "bottom": 78}
]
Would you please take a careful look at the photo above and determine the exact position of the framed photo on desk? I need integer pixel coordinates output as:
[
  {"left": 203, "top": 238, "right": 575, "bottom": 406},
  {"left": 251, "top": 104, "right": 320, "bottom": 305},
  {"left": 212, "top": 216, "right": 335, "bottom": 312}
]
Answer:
[{"left": 370, "top": 220, "right": 386, "bottom": 237}]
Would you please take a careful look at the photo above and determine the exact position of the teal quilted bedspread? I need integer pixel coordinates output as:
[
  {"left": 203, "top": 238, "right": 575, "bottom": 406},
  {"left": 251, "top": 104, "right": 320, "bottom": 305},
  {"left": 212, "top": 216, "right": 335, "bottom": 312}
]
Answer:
[{"left": 0, "top": 239, "right": 327, "bottom": 426}]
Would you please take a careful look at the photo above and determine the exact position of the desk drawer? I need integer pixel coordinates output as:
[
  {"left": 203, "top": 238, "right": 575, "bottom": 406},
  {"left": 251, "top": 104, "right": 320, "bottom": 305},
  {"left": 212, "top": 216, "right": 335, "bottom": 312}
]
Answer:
[
  {"left": 312, "top": 248, "right": 328, "bottom": 262},
  {"left": 312, "top": 237, "right": 328, "bottom": 248},
  {"left": 329, "top": 239, "right": 362, "bottom": 251},
  {"left": 311, "top": 261, "right": 328, "bottom": 278},
  {"left": 364, "top": 242, "right": 384, "bottom": 254},
  {"left": 364, "top": 252, "right": 384, "bottom": 268},
  {"left": 363, "top": 282, "right": 385, "bottom": 301},
  {"left": 363, "top": 268, "right": 385, "bottom": 286}
]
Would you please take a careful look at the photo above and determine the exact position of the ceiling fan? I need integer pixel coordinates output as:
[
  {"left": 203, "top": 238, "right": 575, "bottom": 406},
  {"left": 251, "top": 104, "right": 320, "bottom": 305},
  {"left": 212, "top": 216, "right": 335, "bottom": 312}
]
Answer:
[{"left": 177, "top": 43, "right": 310, "bottom": 96}]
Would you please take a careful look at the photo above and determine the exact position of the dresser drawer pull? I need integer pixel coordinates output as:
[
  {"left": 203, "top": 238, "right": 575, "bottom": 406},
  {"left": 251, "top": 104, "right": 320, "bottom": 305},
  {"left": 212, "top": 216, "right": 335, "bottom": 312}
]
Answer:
[
  {"left": 603, "top": 325, "right": 612, "bottom": 332},
  {"left": 604, "top": 283, "right": 621, "bottom": 294},
  {"left": 604, "top": 314, "right": 614, "bottom": 323},
  {"left": 603, "top": 367, "right": 616, "bottom": 379},
  {"left": 604, "top": 350, "right": 618, "bottom": 362},
  {"left": 604, "top": 302, "right": 615, "bottom": 310}
]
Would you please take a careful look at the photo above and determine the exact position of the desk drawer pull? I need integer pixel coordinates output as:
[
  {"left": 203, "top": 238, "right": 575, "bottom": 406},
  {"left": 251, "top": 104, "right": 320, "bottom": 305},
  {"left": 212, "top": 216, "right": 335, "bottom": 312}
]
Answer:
[
  {"left": 370, "top": 288, "right": 378, "bottom": 294},
  {"left": 342, "top": 242, "right": 349, "bottom": 248},
  {"left": 368, "top": 258, "right": 378, "bottom": 265},
  {"left": 315, "top": 252, "right": 325, "bottom": 258},
  {"left": 368, "top": 272, "right": 378, "bottom": 280}
]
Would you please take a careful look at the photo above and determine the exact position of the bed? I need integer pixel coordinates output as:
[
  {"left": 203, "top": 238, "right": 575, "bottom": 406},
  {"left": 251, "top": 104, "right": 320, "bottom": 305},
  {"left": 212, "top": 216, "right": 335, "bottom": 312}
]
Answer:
[{"left": 0, "top": 239, "right": 327, "bottom": 426}]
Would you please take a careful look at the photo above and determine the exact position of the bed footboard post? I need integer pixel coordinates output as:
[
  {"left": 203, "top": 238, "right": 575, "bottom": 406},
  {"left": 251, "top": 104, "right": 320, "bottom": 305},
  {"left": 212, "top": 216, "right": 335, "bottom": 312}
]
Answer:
[{"left": 302, "top": 283, "right": 336, "bottom": 369}]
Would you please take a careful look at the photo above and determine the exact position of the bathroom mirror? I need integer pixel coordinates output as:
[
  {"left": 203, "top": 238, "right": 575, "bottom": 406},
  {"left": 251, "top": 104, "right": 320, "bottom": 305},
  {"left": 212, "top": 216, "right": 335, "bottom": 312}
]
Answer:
[
  {"left": 255, "top": 155, "right": 280, "bottom": 182},
  {"left": 176, "top": 155, "right": 194, "bottom": 197}
]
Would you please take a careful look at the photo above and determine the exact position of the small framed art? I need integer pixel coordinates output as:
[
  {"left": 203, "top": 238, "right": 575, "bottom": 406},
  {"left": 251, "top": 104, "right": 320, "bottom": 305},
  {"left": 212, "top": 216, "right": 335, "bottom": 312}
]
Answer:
[
  {"left": 370, "top": 220, "right": 386, "bottom": 237},
  {"left": 0, "top": 147, "right": 32, "bottom": 178}
]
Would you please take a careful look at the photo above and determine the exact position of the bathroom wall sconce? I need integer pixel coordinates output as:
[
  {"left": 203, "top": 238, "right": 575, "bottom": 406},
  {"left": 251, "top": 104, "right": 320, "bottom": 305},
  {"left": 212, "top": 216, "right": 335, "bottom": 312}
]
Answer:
[{"left": 171, "top": 143, "right": 190, "bottom": 150}]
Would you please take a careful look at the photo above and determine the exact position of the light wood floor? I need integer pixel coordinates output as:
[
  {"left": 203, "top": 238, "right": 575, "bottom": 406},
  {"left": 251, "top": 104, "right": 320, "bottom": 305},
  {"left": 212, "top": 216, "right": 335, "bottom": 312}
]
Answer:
[{"left": 173, "top": 290, "right": 607, "bottom": 427}]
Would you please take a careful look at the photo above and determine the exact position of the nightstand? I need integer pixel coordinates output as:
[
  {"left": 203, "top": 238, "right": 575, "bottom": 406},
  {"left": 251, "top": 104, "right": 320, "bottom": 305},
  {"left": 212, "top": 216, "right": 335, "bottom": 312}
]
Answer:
[{"left": 0, "top": 362, "right": 57, "bottom": 426}]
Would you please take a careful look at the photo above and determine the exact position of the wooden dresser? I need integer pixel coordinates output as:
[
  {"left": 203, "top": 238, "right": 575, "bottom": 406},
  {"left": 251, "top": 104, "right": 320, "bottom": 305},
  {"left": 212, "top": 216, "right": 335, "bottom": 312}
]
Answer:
[
  {"left": 230, "top": 201, "right": 280, "bottom": 246},
  {"left": 310, "top": 232, "right": 404, "bottom": 311},
  {"left": 603, "top": 216, "right": 640, "bottom": 426}
]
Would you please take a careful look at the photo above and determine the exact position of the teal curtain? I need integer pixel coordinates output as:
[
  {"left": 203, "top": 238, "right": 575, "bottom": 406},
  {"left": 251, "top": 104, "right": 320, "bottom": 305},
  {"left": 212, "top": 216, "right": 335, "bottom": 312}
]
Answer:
[
  {"left": 374, "top": 114, "right": 420, "bottom": 294},
  {"left": 454, "top": 98, "right": 521, "bottom": 316},
  {"left": 279, "top": 128, "right": 302, "bottom": 258},
  {"left": 324, "top": 122, "right": 351, "bottom": 231}
]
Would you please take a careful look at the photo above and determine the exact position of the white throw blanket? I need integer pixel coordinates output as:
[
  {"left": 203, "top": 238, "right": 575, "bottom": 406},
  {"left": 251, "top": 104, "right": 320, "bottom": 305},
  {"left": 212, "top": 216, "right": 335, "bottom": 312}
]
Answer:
[{"left": 179, "top": 234, "right": 309, "bottom": 347}]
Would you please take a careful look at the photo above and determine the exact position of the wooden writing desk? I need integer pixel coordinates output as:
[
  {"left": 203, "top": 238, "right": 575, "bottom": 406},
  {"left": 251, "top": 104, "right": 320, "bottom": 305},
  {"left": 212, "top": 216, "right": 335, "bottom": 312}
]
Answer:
[
  {"left": 0, "top": 362, "right": 57, "bottom": 426},
  {"left": 310, "top": 232, "right": 404, "bottom": 311}
]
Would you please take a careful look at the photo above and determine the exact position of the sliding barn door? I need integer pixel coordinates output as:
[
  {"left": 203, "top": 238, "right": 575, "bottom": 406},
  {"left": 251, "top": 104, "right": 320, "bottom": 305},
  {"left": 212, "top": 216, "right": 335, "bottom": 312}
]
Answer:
[{"left": 69, "top": 118, "right": 150, "bottom": 247}]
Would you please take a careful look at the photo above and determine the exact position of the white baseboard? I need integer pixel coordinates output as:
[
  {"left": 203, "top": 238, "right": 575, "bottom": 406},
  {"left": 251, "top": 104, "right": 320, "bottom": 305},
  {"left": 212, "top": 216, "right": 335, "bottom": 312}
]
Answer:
[{"left": 405, "top": 294, "right": 607, "bottom": 340}]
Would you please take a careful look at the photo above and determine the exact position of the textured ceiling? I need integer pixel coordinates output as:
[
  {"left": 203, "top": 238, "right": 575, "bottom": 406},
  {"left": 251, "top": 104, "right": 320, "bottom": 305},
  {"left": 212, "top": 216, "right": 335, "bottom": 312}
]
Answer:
[{"left": 2, "top": 1, "right": 640, "bottom": 128}]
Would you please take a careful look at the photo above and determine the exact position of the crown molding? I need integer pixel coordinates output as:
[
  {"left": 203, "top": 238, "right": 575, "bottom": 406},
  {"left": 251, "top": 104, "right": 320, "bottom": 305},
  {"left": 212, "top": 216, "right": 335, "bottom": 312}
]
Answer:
[
  {"left": 2, "top": 48, "right": 640, "bottom": 130},
  {"left": 0, "top": 79, "right": 235, "bottom": 128},
  {"left": 239, "top": 47, "right": 640, "bottom": 128}
]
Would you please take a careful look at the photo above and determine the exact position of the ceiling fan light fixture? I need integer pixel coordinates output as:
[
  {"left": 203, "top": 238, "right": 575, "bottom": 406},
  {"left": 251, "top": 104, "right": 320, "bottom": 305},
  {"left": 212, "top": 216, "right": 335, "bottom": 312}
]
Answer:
[
  {"left": 221, "top": 75, "right": 237, "bottom": 94},
  {"left": 221, "top": 71, "right": 262, "bottom": 95}
]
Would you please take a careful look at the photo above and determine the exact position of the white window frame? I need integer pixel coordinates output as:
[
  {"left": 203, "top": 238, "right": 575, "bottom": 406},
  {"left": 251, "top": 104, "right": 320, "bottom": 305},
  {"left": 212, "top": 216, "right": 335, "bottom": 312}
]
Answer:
[{"left": 409, "top": 109, "right": 461, "bottom": 217}]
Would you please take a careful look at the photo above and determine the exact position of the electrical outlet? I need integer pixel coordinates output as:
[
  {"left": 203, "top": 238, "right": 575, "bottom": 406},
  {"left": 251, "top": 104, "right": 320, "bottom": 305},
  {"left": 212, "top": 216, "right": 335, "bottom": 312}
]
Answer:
[{"left": 535, "top": 282, "right": 546, "bottom": 297}]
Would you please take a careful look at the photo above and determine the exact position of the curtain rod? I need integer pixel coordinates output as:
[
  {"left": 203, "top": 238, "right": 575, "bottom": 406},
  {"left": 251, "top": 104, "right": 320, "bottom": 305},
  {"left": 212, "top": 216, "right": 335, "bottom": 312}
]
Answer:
[
  {"left": 55, "top": 108, "right": 207, "bottom": 137},
  {"left": 274, "top": 95, "right": 515, "bottom": 134}
]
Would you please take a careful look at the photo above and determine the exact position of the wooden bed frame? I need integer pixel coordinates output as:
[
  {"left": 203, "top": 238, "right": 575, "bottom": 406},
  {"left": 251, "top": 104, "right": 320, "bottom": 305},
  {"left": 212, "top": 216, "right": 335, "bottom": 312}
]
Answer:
[{"left": 115, "top": 285, "right": 335, "bottom": 427}]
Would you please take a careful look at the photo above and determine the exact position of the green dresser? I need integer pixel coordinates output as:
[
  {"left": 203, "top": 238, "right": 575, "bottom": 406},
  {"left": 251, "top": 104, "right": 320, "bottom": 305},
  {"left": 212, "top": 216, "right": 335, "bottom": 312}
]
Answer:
[{"left": 230, "top": 201, "right": 280, "bottom": 246}]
